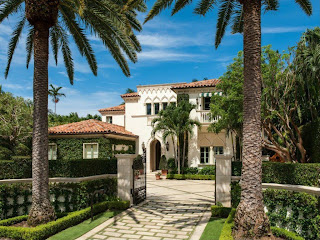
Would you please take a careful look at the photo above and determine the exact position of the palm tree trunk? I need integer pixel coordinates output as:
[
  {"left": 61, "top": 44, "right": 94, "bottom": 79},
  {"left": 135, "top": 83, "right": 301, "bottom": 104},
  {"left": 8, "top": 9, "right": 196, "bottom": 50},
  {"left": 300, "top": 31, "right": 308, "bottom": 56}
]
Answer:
[
  {"left": 171, "top": 136, "right": 177, "bottom": 160},
  {"left": 55, "top": 100, "right": 57, "bottom": 114},
  {"left": 177, "top": 138, "right": 181, "bottom": 174},
  {"left": 233, "top": 0, "right": 271, "bottom": 238},
  {"left": 27, "top": 21, "right": 55, "bottom": 226},
  {"left": 182, "top": 132, "right": 186, "bottom": 173}
]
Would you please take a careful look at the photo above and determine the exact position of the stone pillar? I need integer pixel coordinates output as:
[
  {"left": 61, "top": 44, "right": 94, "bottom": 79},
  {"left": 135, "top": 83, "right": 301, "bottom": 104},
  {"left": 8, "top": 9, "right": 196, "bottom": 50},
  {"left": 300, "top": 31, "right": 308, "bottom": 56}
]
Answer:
[
  {"left": 215, "top": 155, "right": 232, "bottom": 207},
  {"left": 116, "top": 154, "right": 137, "bottom": 205}
]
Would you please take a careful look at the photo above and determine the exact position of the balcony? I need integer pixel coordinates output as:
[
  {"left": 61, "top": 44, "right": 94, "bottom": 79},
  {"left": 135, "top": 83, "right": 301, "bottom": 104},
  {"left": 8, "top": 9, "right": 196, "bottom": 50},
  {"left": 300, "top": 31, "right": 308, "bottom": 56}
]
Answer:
[{"left": 197, "top": 111, "right": 219, "bottom": 124}]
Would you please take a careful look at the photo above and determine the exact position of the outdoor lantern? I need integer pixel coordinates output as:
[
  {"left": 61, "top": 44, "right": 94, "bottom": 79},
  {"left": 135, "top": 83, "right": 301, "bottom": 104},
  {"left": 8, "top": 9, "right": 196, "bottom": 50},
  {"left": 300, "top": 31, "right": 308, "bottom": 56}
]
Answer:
[{"left": 166, "top": 141, "right": 169, "bottom": 151}]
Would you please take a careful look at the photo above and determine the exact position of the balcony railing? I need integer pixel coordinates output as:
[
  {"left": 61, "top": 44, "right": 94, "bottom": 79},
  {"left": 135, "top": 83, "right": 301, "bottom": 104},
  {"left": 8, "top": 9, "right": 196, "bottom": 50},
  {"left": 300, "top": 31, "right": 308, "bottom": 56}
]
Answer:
[{"left": 198, "top": 111, "right": 219, "bottom": 124}]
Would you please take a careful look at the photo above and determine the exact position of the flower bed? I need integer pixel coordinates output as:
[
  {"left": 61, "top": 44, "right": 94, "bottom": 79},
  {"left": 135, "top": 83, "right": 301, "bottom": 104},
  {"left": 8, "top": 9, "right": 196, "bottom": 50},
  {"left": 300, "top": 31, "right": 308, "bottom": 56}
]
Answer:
[
  {"left": 0, "top": 200, "right": 129, "bottom": 240},
  {"left": 166, "top": 174, "right": 215, "bottom": 180}
]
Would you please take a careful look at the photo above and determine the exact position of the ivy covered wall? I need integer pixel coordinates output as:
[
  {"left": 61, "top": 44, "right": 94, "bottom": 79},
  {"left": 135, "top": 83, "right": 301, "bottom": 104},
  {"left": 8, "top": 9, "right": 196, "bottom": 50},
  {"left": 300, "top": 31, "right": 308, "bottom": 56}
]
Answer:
[{"left": 49, "top": 137, "right": 135, "bottom": 160}]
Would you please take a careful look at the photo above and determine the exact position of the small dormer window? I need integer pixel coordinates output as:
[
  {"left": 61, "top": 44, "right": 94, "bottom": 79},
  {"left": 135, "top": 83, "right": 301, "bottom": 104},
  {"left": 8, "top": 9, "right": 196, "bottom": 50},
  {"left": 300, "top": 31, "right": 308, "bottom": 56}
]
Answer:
[{"left": 106, "top": 116, "right": 112, "bottom": 124}]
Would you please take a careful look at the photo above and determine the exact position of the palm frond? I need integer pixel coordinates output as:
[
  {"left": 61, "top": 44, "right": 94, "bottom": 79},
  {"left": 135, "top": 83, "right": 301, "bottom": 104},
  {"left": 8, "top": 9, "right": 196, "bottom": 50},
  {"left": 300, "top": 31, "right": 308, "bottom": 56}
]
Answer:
[
  {"left": 60, "top": 5, "right": 97, "bottom": 75},
  {"left": 295, "top": 0, "right": 312, "bottom": 16},
  {"left": 5, "top": 16, "right": 25, "bottom": 78},
  {"left": 215, "top": 0, "right": 234, "bottom": 48},
  {"left": 231, "top": 4, "right": 243, "bottom": 34},
  {"left": 172, "top": 0, "right": 193, "bottom": 15},
  {"left": 50, "top": 25, "right": 59, "bottom": 66},
  {"left": 194, "top": 0, "right": 216, "bottom": 16},
  {"left": 26, "top": 24, "right": 34, "bottom": 69},
  {"left": 263, "top": 0, "right": 279, "bottom": 11},
  {"left": 144, "top": 0, "right": 174, "bottom": 23},
  {"left": 0, "top": 0, "right": 23, "bottom": 24}
]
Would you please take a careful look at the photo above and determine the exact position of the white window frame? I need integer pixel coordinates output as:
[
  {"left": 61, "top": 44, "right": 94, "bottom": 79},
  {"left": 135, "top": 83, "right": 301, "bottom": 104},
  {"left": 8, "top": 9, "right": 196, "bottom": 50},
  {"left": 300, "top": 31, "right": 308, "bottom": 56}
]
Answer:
[
  {"left": 106, "top": 116, "right": 113, "bottom": 124},
  {"left": 200, "top": 146, "right": 210, "bottom": 164},
  {"left": 83, "top": 143, "right": 99, "bottom": 159},
  {"left": 48, "top": 143, "right": 57, "bottom": 160}
]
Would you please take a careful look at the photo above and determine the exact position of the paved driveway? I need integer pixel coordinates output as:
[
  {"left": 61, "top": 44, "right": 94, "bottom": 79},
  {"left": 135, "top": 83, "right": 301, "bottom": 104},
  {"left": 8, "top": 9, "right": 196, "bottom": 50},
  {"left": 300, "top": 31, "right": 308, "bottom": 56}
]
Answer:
[{"left": 78, "top": 174, "right": 215, "bottom": 240}]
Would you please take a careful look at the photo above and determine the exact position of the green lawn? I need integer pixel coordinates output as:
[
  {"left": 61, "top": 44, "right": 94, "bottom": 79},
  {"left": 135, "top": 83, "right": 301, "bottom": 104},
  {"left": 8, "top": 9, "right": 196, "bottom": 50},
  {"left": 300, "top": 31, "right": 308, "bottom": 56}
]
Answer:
[
  {"left": 200, "top": 217, "right": 226, "bottom": 240},
  {"left": 48, "top": 210, "right": 122, "bottom": 240}
]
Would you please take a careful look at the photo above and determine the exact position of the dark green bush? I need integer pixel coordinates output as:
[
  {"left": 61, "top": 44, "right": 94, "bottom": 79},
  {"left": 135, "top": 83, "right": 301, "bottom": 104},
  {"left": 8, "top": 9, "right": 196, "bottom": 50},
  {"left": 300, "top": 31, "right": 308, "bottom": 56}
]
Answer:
[
  {"left": 301, "top": 120, "right": 320, "bottom": 163},
  {"left": 167, "top": 158, "right": 176, "bottom": 170},
  {"left": 0, "top": 178, "right": 117, "bottom": 219},
  {"left": 166, "top": 174, "right": 215, "bottom": 180},
  {"left": 0, "top": 200, "right": 129, "bottom": 240},
  {"left": 232, "top": 162, "right": 320, "bottom": 187},
  {"left": 133, "top": 155, "right": 144, "bottom": 170},
  {"left": 159, "top": 155, "right": 167, "bottom": 170},
  {"left": 182, "top": 167, "right": 198, "bottom": 174},
  {"left": 199, "top": 166, "right": 216, "bottom": 175},
  {"left": 211, "top": 206, "right": 231, "bottom": 218},
  {"left": 231, "top": 183, "right": 319, "bottom": 240},
  {"left": 0, "top": 158, "right": 117, "bottom": 179},
  {"left": 271, "top": 227, "right": 304, "bottom": 240}
]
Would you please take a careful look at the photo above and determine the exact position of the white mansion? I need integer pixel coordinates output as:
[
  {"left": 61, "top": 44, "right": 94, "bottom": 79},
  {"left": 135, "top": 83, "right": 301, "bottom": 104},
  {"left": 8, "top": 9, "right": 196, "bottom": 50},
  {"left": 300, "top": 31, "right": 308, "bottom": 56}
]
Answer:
[{"left": 98, "top": 79, "right": 234, "bottom": 172}]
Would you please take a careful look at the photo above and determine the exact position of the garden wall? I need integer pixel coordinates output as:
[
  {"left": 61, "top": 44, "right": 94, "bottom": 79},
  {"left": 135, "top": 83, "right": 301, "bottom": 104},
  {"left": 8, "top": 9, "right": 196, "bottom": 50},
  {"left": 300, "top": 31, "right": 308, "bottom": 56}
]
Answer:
[
  {"left": 0, "top": 177, "right": 117, "bottom": 220},
  {"left": 49, "top": 137, "right": 135, "bottom": 160}
]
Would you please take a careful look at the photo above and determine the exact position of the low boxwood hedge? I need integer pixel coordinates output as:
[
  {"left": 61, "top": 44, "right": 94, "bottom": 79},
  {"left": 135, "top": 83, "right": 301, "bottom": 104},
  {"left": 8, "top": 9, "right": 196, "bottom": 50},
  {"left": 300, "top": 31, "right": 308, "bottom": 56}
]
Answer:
[
  {"left": 166, "top": 174, "right": 215, "bottom": 180},
  {"left": 0, "top": 200, "right": 129, "bottom": 240},
  {"left": 211, "top": 206, "right": 231, "bottom": 218},
  {"left": 219, "top": 208, "right": 304, "bottom": 240}
]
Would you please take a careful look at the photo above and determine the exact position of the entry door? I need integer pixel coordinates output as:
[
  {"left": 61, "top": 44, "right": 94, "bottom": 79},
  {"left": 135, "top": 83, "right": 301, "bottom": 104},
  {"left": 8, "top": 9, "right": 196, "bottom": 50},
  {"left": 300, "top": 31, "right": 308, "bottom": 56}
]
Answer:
[{"left": 155, "top": 141, "right": 161, "bottom": 170}]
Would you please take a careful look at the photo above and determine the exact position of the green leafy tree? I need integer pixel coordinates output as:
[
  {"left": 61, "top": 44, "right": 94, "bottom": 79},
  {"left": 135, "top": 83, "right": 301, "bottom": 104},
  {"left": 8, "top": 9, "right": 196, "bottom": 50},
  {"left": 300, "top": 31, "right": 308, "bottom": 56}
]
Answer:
[
  {"left": 0, "top": 90, "right": 33, "bottom": 158},
  {"left": 1, "top": 0, "right": 146, "bottom": 225},
  {"left": 48, "top": 112, "right": 102, "bottom": 127},
  {"left": 144, "top": 0, "right": 313, "bottom": 236},
  {"left": 48, "top": 84, "right": 65, "bottom": 114},
  {"left": 152, "top": 101, "right": 200, "bottom": 174}
]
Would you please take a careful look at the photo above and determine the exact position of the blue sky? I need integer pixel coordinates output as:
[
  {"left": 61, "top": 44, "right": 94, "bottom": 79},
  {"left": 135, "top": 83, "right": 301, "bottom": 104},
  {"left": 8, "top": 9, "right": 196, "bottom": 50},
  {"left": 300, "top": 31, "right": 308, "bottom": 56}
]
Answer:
[{"left": 0, "top": 0, "right": 319, "bottom": 116}]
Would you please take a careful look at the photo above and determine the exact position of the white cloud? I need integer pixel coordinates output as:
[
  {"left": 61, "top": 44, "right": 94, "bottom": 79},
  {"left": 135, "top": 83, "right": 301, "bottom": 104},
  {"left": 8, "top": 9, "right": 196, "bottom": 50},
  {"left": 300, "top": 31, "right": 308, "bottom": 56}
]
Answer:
[
  {"left": 262, "top": 26, "right": 313, "bottom": 34},
  {"left": 138, "top": 50, "right": 206, "bottom": 62}
]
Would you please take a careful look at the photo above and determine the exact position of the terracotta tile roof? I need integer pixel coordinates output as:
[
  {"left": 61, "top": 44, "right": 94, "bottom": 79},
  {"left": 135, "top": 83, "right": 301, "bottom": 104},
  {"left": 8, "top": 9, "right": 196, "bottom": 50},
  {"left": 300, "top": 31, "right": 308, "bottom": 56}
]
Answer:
[
  {"left": 98, "top": 104, "right": 125, "bottom": 113},
  {"left": 49, "top": 119, "right": 137, "bottom": 138},
  {"left": 171, "top": 79, "right": 220, "bottom": 90},
  {"left": 120, "top": 92, "right": 140, "bottom": 98}
]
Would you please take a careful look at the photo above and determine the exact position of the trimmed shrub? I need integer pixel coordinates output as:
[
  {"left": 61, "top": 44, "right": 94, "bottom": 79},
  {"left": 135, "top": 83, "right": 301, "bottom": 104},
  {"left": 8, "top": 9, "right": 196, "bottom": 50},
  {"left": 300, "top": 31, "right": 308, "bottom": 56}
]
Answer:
[
  {"left": 211, "top": 206, "right": 231, "bottom": 218},
  {"left": 166, "top": 174, "right": 215, "bottom": 180},
  {"left": 133, "top": 155, "right": 144, "bottom": 170},
  {"left": 167, "top": 158, "right": 176, "bottom": 170},
  {"left": 232, "top": 162, "right": 320, "bottom": 187},
  {"left": 0, "top": 200, "right": 129, "bottom": 240},
  {"left": 182, "top": 167, "right": 198, "bottom": 174},
  {"left": 159, "top": 155, "right": 167, "bottom": 170},
  {"left": 199, "top": 166, "right": 216, "bottom": 175},
  {"left": 230, "top": 182, "right": 241, "bottom": 208},
  {"left": 0, "top": 178, "right": 117, "bottom": 219},
  {"left": 271, "top": 227, "right": 304, "bottom": 240},
  {"left": 0, "top": 158, "right": 117, "bottom": 179}
]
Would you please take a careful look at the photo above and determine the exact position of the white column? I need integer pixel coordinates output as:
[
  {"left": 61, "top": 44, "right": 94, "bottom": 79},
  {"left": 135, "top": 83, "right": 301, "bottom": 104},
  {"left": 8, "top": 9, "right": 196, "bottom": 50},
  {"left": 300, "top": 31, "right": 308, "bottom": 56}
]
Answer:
[
  {"left": 210, "top": 146, "right": 214, "bottom": 165},
  {"left": 116, "top": 154, "right": 138, "bottom": 205},
  {"left": 215, "top": 154, "right": 232, "bottom": 207}
]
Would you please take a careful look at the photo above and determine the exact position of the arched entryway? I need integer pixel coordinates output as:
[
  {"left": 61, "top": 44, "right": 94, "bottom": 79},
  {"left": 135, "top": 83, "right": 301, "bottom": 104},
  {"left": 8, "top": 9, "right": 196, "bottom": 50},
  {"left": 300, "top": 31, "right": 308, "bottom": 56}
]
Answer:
[{"left": 150, "top": 139, "right": 161, "bottom": 171}]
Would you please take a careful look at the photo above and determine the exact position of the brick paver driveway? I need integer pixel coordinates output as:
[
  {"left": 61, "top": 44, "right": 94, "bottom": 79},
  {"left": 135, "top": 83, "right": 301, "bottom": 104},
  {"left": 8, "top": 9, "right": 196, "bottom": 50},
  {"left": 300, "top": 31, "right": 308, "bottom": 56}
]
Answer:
[{"left": 77, "top": 174, "right": 215, "bottom": 240}]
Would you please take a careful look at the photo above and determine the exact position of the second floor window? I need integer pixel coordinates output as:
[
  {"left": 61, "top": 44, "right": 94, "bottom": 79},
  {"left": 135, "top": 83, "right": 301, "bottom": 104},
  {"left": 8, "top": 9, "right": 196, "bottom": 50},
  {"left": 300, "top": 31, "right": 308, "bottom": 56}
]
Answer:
[
  {"left": 106, "top": 116, "right": 112, "bottom": 124},
  {"left": 146, "top": 103, "right": 152, "bottom": 115},
  {"left": 203, "top": 97, "right": 211, "bottom": 110},
  {"left": 154, "top": 103, "right": 160, "bottom": 114},
  {"left": 162, "top": 102, "right": 168, "bottom": 110},
  {"left": 214, "top": 146, "right": 224, "bottom": 155}
]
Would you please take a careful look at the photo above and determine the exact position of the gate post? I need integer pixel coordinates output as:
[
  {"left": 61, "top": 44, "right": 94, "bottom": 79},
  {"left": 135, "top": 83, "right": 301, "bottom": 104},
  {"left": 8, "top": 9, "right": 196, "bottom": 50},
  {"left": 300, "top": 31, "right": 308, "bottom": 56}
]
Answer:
[
  {"left": 116, "top": 154, "right": 138, "bottom": 205},
  {"left": 215, "top": 155, "right": 232, "bottom": 207}
]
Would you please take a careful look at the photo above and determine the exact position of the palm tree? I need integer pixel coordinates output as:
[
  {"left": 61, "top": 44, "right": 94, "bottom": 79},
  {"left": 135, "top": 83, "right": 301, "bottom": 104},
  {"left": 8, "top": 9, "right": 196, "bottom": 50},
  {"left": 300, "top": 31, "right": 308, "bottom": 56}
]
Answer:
[
  {"left": 48, "top": 84, "right": 65, "bottom": 114},
  {"left": 145, "top": 0, "right": 312, "bottom": 238},
  {"left": 152, "top": 101, "right": 200, "bottom": 174},
  {"left": 1, "top": 0, "right": 146, "bottom": 226}
]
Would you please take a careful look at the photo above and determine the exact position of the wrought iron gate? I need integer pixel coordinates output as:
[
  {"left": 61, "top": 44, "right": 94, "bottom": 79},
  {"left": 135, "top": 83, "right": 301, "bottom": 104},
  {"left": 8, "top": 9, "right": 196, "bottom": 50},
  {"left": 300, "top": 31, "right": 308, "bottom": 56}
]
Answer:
[{"left": 132, "top": 144, "right": 146, "bottom": 205}]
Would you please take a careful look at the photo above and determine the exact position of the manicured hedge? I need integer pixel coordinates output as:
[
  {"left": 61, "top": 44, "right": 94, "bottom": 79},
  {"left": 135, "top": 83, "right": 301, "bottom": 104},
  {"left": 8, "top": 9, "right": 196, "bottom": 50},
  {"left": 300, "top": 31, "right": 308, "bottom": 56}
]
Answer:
[
  {"left": 232, "top": 162, "right": 320, "bottom": 187},
  {"left": 211, "top": 206, "right": 231, "bottom": 218},
  {"left": 170, "top": 166, "right": 216, "bottom": 175},
  {"left": 0, "top": 200, "right": 129, "bottom": 240},
  {"left": 0, "top": 158, "right": 117, "bottom": 179},
  {"left": 0, "top": 178, "right": 117, "bottom": 219},
  {"left": 166, "top": 174, "right": 215, "bottom": 180},
  {"left": 219, "top": 208, "right": 304, "bottom": 240},
  {"left": 231, "top": 183, "right": 319, "bottom": 240}
]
